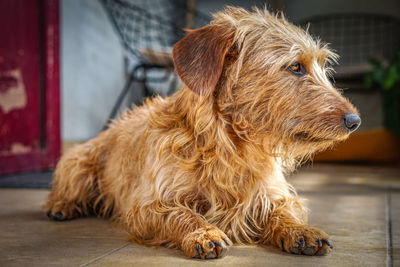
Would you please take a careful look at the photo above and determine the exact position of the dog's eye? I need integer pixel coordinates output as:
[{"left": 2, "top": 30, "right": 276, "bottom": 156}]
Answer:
[{"left": 288, "top": 62, "right": 306, "bottom": 76}]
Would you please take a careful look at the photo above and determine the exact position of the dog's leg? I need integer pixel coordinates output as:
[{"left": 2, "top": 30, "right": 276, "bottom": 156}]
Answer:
[
  {"left": 45, "top": 143, "right": 102, "bottom": 221},
  {"left": 263, "top": 198, "right": 333, "bottom": 256},
  {"left": 127, "top": 206, "right": 232, "bottom": 259}
]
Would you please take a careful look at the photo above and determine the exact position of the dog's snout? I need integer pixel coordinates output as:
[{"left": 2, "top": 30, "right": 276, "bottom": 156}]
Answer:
[{"left": 342, "top": 113, "right": 361, "bottom": 133}]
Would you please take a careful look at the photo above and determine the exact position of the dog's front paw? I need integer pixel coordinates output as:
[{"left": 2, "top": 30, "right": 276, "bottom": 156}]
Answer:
[
  {"left": 276, "top": 225, "right": 333, "bottom": 256},
  {"left": 181, "top": 226, "right": 232, "bottom": 259}
]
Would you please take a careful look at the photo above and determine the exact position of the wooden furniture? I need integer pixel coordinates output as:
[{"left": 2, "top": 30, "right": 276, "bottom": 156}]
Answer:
[{"left": 315, "top": 129, "right": 400, "bottom": 163}]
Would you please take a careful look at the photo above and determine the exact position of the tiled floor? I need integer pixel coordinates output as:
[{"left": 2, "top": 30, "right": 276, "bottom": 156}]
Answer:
[{"left": 0, "top": 164, "right": 399, "bottom": 267}]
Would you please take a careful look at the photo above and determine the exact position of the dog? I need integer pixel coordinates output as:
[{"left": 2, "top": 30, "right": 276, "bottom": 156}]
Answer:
[{"left": 45, "top": 7, "right": 360, "bottom": 259}]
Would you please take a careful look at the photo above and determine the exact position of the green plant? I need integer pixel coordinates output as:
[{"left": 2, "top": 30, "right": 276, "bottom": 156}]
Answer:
[
  {"left": 364, "top": 53, "right": 400, "bottom": 92},
  {"left": 364, "top": 52, "right": 400, "bottom": 138}
]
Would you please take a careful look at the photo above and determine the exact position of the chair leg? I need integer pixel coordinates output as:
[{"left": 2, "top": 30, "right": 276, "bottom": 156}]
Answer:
[
  {"left": 102, "top": 75, "right": 135, "bottom": 131},
  {"left": 143, "top": 76, "right": 152, "bottom": 98},
  {"left": 167, "top": 73, "right": 178, "bottom": 95}
]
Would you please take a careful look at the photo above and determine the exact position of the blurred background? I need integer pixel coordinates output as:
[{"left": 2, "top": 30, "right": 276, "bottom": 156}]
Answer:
[
  {"left": 1, "top": 2, "right": 399, "bottom": 264},
  {"left": 0, "top": 0, "right": 399, "bottom": 180}
]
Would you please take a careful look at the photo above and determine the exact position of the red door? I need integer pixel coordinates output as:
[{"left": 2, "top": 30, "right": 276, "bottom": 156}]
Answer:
[{"left": 0, "top": 0, "right": 60, "bottom": 175}]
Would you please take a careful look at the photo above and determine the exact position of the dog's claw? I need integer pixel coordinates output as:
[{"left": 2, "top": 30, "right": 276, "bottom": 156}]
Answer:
[
  {"left": 209, "top": 241, "right": 215, "bottom": 249},
  {"left": 323, "top": 239, "right": 334, "bottom": 249},
  {"left": 280, "top": 239, "right": 284, "bottom": 251},
  {"left": 196, "top": 244, "right": 203, "bottom": 255},
  {"left": 299, "top": 238, "right": 305, "bottom": 248},
  {"left": 215, "top": 240, "right": 227, "bottom": 257},
  {"left": 317, "top": 239, "right": 322, "bottom": 248},
  {"left": 50, "top": 211, "right": 65, "bottom": 221},
  {"left": 54, "top": 212, "right": 62, "bottom": 219},
  {"left": 223, "top": 238, "right": 231, "bottom": 246}
]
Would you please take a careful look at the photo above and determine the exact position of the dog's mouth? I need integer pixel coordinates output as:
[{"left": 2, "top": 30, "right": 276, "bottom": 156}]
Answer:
[{"left": 293, "top": 132, "right": 333, "bottom": 143}]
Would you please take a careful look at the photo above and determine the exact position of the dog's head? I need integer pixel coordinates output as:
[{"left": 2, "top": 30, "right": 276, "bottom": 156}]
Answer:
[{"left": 173, "top": 7, "right": 360, "bottom": 162}]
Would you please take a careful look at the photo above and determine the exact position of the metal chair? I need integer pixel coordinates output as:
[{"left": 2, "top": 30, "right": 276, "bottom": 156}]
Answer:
[
  {"left": 298, "top": 14, "right": 400, "bottom": 82},
  {"left": 100, "top": 0, "right": 210, "bottom": 129}
]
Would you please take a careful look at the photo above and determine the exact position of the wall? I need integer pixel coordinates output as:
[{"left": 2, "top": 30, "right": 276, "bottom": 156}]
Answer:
[
  {"left": 197, "top": 0, "right": 273, "bottom": 14},
  {"left": 61, "top": 0, "right": 124, "bottom": 141},
  {"left": 283, "top": 0, "right": 400, "bottom": 22}
]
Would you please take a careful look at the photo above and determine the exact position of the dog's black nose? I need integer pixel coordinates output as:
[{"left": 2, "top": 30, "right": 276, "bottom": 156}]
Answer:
[{"left": 342, "top": 113, "right": 361, "bottom": 132}]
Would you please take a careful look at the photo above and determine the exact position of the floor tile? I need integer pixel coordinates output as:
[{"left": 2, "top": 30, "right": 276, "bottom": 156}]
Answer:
[
  {"left": 89, "top": 194, "right": 387, "bottom": 267},
  {"left": 290, "top": 164, "right": 400, "bottom": 194},
  {"left": 391, "top": 193, "right": 400, "bottom": 267},
  {"left": 0, "top": 164, "right": 396, "bottom": 267},
  {"left": 0, "top": 189, "right": 128, "bottom": 267}
]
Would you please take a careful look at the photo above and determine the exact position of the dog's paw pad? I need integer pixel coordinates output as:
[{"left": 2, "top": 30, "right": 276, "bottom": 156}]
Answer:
[
  {"left": 289, "top": 246, "right": 300, "bottom": 254},
  {"left": 205, "top": 251, "right": 217, "bottom": 259},
  {"left": 316, "top": 247, "right": 329, "bottom": 256},
  {"left": 302, "top": 246, "right": 316, "bottom": 256}
]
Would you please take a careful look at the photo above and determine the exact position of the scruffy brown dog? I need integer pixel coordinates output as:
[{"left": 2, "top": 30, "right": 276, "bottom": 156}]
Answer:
[{"left": 46, "top": 7, "right": 360, "bottom": 259}]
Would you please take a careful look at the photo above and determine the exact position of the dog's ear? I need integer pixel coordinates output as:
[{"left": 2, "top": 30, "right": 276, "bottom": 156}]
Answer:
[{"left": 172, "top": 25, "right": 234, "bottom": 96}]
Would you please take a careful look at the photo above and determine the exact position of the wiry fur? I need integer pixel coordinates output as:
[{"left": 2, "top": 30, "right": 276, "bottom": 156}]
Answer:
[{"left": 46, "top": 7, "right": 359, "bottom": 258}]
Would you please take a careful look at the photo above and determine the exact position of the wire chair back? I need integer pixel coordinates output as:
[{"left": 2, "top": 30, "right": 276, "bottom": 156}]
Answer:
[
  {"left": 299, "top": 14, "right": 400, "bottom": 79},
  {"left": 100, "top": 0, "right": 210, "bottom": 69},
  {"left": 100, "top": 0, "right": 210, "bottom": 129}
]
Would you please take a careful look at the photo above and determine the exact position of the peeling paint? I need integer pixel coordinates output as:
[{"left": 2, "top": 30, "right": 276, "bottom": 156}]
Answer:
[
  {"left": 10, "top": 142, "right": 31, "bottom": 154},
  {"left": 0, "top": 142, "right": 32, "bottom": 156},
  {"left": 0, "top": 69, "right": 27, "bottom": 113}
]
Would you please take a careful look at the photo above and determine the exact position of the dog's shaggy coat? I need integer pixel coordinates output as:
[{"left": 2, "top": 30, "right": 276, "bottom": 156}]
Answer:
[{"left": 46, "top": 7, "right": 359, "bottom": 258}]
